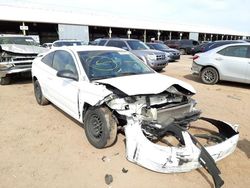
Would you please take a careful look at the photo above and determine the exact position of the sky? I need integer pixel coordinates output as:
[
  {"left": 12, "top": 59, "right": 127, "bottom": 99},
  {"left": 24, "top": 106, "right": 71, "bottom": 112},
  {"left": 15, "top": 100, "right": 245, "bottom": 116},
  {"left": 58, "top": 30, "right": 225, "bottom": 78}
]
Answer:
[{"left": 1, "top": 0, "right": 250, "bottom": 34}]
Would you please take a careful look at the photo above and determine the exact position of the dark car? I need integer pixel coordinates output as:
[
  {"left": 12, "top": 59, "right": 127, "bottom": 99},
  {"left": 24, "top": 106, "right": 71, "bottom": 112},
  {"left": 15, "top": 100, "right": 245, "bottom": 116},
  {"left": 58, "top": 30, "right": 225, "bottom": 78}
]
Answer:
[
  {"left": 190, "top": 42, "right": 210, "bottom": 56},
  {"left": 165, "top": 39, "right": 200, "bottom": 55},
  {"left": 146, "top": 42, "right": 180, "bottom": 61},
  {"left": 191, "top": 40, "right": 247, "bottom": 55}
]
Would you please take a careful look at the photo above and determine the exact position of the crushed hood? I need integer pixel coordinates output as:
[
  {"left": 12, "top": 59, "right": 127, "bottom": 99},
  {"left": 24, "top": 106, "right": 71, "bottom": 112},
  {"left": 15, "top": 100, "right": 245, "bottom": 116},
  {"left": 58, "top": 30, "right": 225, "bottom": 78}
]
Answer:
[
  {"left": 0, "top": 44, "right": 48, "bottom": 54},
  {"left": 96, "top": 73, "right": 196, "bottom": 96}
]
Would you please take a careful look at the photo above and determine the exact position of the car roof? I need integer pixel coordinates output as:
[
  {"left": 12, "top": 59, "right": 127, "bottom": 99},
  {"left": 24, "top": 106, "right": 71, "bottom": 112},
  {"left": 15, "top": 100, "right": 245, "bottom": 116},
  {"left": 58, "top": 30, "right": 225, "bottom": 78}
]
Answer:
[
  {"left": 99, "top": 38, "right": 140, "bottom": 41},
  {"left": 209, "top": 43, "right": 250, "bottom": 52},
  {"left": 52, "top": 45, "right": 126, "bottom": 52}
]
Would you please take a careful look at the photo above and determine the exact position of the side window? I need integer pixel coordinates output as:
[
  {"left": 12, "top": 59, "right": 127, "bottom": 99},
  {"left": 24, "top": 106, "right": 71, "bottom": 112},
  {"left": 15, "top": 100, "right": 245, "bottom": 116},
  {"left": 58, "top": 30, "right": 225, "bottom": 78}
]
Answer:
[
  {"left": 41, "top": 52, "right": 55, "bottom": 67},
  {"left": 98, "top": 40, "right": 107, "bottom": 46},
  {"left": 106, "top": 40, "right": 128, "bottom": 49},
  {"left": 52, "top": 50, "right": 78, "bottom": 74},
  {"left": 218, "top": 46, "right": 248, "bottom": 58},
  {"left": 193, "top": 41, "right": 199, "bottom": 46}
]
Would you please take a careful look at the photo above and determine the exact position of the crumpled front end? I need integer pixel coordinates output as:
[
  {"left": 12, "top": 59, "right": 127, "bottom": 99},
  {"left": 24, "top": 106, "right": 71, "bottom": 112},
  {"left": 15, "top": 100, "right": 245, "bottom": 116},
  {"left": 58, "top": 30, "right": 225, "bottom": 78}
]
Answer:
[
  {"left": 104, "top": 83, "right": 239, "bottom": 188},
  {"left": 0, "top": 44, "right": 47, "bottom": 77}
]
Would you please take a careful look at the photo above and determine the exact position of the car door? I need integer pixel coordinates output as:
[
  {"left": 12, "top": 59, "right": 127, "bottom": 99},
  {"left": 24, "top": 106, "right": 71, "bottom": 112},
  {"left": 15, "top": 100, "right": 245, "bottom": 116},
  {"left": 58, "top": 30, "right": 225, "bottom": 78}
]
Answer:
[
  {"left": 38, "top": 51, "right": 55, "bottom": 99},
  {"left": 49, "top": 50, "right": 80, "bottom": 119},
  {"left": 216, "top": 45, "right": 249, "bottom": 83}
]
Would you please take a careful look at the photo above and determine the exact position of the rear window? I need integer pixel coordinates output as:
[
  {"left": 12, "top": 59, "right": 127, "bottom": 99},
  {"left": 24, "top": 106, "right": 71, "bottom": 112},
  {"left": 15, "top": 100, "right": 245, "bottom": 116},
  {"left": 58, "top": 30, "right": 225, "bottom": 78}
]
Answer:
[{"left": 41, "top": 51, "right": 55, "bottom": 67}]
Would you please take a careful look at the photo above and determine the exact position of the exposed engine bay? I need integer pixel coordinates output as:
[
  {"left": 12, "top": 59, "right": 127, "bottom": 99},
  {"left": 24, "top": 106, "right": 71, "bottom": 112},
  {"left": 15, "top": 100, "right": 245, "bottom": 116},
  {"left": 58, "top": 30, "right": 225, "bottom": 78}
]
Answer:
[{"left": 102, "top": 84, "right": 239, "bottom": 188}]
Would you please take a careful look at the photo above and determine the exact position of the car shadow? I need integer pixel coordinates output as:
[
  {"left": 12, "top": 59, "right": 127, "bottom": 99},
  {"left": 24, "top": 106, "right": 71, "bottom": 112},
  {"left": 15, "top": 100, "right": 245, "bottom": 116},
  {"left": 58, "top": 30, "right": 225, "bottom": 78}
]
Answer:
[
  {"left": 50, "top": 104, "right": 120, "bottom": 147},
  {"left": 237, "top": 139, "right": 250, "bottom": 159},
  {"left": 184, "top": 74, "right": 250, "bottom": 89},
  {"left": 196, "top": 169, "right": 214, "bottom": 188},
  {"left": 51, "top": 104, "right": 84, "bottom": 128},
  {"left": 183, "top": 74, "right": 201, "bottom": 83},
  {"left": 7, "top": 73, "right": 33, "bottom": 85}
]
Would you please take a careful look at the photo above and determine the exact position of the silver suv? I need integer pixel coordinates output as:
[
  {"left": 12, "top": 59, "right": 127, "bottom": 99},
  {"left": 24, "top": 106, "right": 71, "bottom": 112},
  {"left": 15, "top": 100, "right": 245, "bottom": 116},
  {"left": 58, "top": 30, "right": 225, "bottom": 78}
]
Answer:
[{"left": 96, "top": 38, "right": 168, "bottom": 71}]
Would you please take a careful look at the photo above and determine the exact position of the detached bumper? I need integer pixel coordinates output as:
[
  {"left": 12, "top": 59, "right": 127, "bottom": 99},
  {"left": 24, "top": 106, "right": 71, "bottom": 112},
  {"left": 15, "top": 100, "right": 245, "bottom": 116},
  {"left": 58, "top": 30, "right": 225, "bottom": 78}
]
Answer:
[{"left": 125, "top": 117, "right": 239, "bottom": 187}]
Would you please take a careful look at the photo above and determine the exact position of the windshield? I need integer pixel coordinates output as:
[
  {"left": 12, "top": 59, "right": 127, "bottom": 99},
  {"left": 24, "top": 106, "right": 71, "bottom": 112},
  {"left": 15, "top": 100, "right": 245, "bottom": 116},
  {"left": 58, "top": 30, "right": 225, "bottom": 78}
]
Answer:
[
  {"left": 78, "top": 50, "right": 154, "bottom": 81},
  {"left": 0, "top": 37, "right": 38, "bottom": 46},
  {"left": 126, "top": 40, "right": 149, "bottom": 50},
  {"left": 151, "top": 43, "right": 169, "bottom": 50}
]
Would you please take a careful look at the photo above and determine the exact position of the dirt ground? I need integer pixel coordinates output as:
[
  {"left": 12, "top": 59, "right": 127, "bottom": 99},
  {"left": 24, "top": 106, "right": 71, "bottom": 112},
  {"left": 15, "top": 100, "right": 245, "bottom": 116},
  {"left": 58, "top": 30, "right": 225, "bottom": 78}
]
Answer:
[{"left": 0, "top": 55, "right": 249, "bottom": 188}]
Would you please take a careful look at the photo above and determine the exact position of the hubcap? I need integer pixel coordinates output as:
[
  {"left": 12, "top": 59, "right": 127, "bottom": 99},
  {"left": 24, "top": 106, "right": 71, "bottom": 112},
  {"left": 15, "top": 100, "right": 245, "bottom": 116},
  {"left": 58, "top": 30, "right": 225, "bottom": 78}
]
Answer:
[
  {"left": 35, "top": 83, "right": 42, "bottom": 102},
  {"left": 203, "top": 70, "right": 216, "bottom": 82},
  {"left": 89, "top": 114, "right": 103, "bottom": 139}
]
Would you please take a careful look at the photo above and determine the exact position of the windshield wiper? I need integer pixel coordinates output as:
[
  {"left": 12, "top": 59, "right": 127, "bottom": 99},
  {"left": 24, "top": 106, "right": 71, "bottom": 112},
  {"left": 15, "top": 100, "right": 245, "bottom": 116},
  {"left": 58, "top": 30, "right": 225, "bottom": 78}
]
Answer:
[
  {"left": 118, "top": 72, "right": 139, "bottom": 76},
  {"left": 91, "top": 75, "right": 114, "bottom": 81}
]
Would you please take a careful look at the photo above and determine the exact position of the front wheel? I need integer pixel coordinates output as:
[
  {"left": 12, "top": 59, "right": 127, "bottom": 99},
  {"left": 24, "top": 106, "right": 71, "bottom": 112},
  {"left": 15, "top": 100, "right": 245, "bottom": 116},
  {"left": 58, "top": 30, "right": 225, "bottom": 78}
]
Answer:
[
  {"left": 34, "top": 80, "right": 49, "bottom": 105},
  {"left": 0, "top": 76, "right": 11, "bottom": 85},
  {"left": 179, "top": 49, "right": 186, "bottom": 55},
  {"left": 200, "top": 67, "right": 219, "bottom": 84},
  {"left": 84, "top": 107, "right": 117, "bottom": 149}
]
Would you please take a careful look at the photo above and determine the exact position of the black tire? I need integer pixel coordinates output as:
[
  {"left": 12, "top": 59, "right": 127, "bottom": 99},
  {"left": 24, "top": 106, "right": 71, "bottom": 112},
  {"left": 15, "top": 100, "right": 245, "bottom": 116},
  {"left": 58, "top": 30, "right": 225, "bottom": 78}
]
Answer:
[
  {"left": 179, "top": 49, "right": 186, "bottom": 55},
  {"left": 34, "top": 80, "right": 49, "bottom": 105},
  {"left": 84, "top": 107, "right": 117, "bottom": 149},
  {"left": 0, "top": 76, "right": 11, "bottom": 85},
  {"left": 200, "top": 67, "right": 219, "bottom": 84},
  {"left": 155, "top": 68, "right": 163, "bottom": 72}
]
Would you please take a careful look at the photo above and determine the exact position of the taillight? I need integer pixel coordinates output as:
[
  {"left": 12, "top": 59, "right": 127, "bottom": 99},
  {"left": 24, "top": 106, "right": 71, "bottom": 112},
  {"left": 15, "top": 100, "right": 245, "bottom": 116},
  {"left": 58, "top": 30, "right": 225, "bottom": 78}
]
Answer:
[{"left": 193, "top": 55, "right": 199, "bottom": 60}]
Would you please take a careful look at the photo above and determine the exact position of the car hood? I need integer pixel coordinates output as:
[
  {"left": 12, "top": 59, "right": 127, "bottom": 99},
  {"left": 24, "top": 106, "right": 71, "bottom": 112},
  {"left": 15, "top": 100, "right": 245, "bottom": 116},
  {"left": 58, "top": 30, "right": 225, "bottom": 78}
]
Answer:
[
  {"left": 0, "top": 44, "right": 48, "bottom": 54},
  {"left": 131, "top": 49, "right": 166, "bottom": 56},
  {"left": 163, "top": 48, "right": 179, "bottom": 53},
  {"left": 96, "top": 73, "right": 196, "bottom": 96}
]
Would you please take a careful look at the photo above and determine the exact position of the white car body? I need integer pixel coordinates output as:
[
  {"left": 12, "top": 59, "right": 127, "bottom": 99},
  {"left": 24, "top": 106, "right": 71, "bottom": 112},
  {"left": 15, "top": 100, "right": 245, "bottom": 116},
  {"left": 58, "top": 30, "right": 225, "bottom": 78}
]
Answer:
[
  {"left": 192, "top": 43, "right": 250, "bottom": 84},
  {"left": 32, "top": 46, "right": 239, "bottom": 187}
]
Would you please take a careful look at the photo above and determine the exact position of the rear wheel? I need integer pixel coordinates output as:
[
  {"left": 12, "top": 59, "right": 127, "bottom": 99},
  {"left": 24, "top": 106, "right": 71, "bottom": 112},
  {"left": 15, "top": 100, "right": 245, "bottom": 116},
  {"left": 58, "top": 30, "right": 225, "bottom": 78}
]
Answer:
[
  {"left": 84, "top": 107, "right": 117, "bottom": 149},
  {"left": 201, "top": 67, "right": 219, "bottom": 84},
  {"left": 179, "top": 49, "right": 186, "bottom": 55},
  {"left": 0, "top": 76, "right": 11, "bottom": 85},
  {"left": 34, "top": 80, "right": 49, "bottom": 105}
]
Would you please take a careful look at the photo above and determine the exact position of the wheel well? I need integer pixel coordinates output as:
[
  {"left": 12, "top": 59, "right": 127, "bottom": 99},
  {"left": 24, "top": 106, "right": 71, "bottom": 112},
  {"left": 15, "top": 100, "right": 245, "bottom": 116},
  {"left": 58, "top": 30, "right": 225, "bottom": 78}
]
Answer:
[
  {"left": 32, "top": 76, "right": 37, "bottom": 83},
  {"left": 82, "top": 103, "right": 91, "bottom": 119},
  {"left": 201, "top": 66, "right": 220, "bottom": 79},
  {"left": 82, "top": 103, "right": 125, "bottom": 126}
]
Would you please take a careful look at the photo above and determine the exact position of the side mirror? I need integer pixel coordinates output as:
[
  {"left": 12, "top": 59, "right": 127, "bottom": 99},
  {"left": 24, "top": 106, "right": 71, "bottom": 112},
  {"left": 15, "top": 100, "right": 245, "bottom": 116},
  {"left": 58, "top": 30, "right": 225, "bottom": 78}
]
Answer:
[{"left": 57, "top": 70, "right": 78, "bottom": 81}]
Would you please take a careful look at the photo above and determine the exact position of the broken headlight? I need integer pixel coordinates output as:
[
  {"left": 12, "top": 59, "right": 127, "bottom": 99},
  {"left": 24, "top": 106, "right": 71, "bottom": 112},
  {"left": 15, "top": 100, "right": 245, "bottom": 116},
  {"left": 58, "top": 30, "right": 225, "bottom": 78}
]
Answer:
[{"left": 124, "top": 96, "right": 136, "bottom": 103}]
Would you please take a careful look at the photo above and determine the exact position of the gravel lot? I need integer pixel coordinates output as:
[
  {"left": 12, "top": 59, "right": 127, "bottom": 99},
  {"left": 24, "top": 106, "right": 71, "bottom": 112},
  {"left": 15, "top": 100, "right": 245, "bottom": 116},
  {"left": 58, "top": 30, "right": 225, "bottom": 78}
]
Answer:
[{"left": 0, "top": 55, "right": 249, "bottom": 188}]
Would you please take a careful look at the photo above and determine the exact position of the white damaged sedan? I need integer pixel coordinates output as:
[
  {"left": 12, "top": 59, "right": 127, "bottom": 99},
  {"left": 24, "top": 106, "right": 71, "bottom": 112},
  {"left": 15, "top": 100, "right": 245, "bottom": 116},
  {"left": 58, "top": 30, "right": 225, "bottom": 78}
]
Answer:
[{"left": 32, "top": 46, "right": 239, "bottom": 187}]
